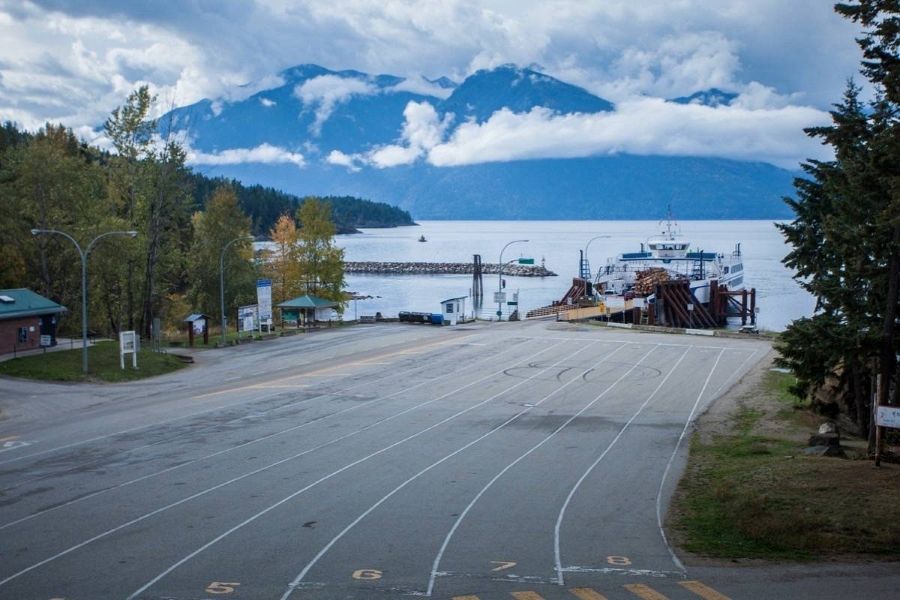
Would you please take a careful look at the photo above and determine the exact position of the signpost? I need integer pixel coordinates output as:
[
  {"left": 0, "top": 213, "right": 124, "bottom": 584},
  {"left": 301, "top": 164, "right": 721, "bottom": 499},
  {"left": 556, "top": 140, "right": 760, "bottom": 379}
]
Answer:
[
  {"left": 256, "top": 279, "right": 273, "bottom": 332},
  {"left": 874, "top": 374, "right": 898, "bottom": 467},
  {"left": 119, "top": 330, "right": 138, "bottom": 369},
  {"left": 40, "top": 335, "right": 51, "bottom": 347}
]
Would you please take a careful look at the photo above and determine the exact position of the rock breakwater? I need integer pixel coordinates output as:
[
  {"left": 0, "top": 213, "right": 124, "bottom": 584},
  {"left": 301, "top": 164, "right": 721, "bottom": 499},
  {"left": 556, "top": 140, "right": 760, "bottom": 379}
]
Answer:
[{"left": 344, "top": 261, "right": 556, "bottom": 277}]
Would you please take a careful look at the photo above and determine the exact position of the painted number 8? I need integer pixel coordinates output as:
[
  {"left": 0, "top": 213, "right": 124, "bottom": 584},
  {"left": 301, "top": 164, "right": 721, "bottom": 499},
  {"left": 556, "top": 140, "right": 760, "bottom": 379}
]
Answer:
[{"left": 607, "top": 555, "right": 632, "bottom": 566}]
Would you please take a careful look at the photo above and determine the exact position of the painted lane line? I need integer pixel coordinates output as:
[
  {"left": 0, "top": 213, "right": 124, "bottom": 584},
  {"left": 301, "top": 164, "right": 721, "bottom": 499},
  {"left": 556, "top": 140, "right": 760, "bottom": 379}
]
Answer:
[
  {"left": 678, "top": 580, "right": 732, "bottom": 600},
  {"left": 0, "top": 332, "right": 480, "bottom": 468},
  {"left": 569, "top": 588, "right": 609, "bottom": 600},
  {"left": 553, "top": 346, "right": 693, "bottom": 586},
  {"left": 2, "top": 339, "right": 559, "bottom": 591},
  {"left": 709, "top": 348, "right": 762, "bottom": 400},
  {"left": 0, "top": 333, "right": 493, "bottom": 489},
  {"left": 113, "top": 340, "right": 568, "bottom": 600},
  {"left": 623, "top": 583, "right": 670, "bottom": 600},
  {"left": 282, "top": 342, "right": 623, "bottom": 599},
  {"left": 426, "top": 345, "right": 657, "bottom": 596},
  {"left": 510, "top": 592, "right": 546, "bottom": 600},
  {"left": 0, "top": 337, "right": 531, "bottom": 532},
  {"left": 655, "top": 349, "right": 726, "bottom": 574}
]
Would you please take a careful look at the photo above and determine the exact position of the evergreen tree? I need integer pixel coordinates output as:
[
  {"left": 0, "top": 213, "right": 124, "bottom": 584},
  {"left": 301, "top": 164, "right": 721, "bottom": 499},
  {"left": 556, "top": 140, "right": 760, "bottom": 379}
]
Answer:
[{"left": 778, "top": 1, "right": 900, "bottom": 433}]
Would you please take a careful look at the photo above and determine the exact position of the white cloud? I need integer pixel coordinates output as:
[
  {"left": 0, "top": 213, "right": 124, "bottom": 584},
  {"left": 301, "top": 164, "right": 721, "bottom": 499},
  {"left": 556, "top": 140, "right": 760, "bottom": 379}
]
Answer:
[
  {"left": 294, "top": 74, "right": 378, "bottom": 135},
  {"left": 426, "top": 99, "right": 831, "bottom": 169},
  {"left": 326, "top": 149, "right": 361, "bottom": 172},
  {"left": 186, "top": 143, "right": 306, "bottom": 167},
  {"left": 259, "top": 97, "right": 276, "bottom": 107},
  {"left": 388, "top": 76, "right": 454, "bottom": 100},
  {"left": 334, "top": 100, "right": 454, "bottom": 169}
]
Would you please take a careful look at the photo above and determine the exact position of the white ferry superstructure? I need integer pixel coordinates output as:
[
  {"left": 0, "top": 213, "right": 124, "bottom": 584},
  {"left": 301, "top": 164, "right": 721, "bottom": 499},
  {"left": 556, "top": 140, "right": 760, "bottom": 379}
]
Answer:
[{"left": 594, "top": 215, "right": 745, "bottom": 304}]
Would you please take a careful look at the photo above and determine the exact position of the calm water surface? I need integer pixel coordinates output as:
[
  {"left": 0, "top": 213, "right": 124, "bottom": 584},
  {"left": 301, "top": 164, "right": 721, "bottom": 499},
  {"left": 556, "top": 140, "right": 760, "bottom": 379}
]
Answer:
[{"left": 334, "top": 220, "right": 813, "bottom": 332}]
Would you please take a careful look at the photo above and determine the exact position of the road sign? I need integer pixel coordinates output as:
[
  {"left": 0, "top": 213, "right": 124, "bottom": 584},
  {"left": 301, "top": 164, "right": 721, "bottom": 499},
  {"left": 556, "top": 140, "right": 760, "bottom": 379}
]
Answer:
[
  {"left": 40, "top": 335, "right": 51, "bottom": 347},
  {"left": 119, "top": 330, "right": 137, "bottom": 369},
  {"left": 256, "top": 279, "right": 272, "bottom": 322},
  {"left": 494, "top": 292, "right": 506, "bottom": 303},
  {"left": 876, "top": 405, "right": 900, "bottom": 428},
  {"left": 517, "top": 257, "right": 534, "bottom": 265}
]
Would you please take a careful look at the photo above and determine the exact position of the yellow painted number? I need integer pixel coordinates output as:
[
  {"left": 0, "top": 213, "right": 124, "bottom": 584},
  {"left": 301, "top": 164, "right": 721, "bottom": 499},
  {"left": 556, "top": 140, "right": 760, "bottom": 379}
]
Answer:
[
  {"left": 352, "top": 569, "right": 383, "bottom": 580},
  {"left": 606, "top": 555, "right": 632, "bottom": 566},
  {"left": 490, "top": 561, "right": 517, "bottom": 572},
  {"left": 205, "top": 582, "right": 240, "bottom": 594}
]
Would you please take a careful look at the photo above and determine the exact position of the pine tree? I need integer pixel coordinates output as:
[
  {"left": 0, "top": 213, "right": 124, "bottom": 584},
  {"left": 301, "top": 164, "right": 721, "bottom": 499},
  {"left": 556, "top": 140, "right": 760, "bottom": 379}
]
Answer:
[{"left": 778, "top": 1, "right": 900, "bottom": 433}]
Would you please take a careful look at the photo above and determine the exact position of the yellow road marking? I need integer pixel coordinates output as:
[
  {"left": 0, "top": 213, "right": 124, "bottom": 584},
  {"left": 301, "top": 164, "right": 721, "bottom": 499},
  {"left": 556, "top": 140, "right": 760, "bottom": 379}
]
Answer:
[
  {"left": 624, "top": 584, "right": 669, "bottom": 600},
  {"left": 0, "top": 435, "right": 18, "bottom": 442},
  {"left": 452, "top": 596, "right": 481, "bottom": 600},
  {"left": 510, "top": 592, "right": 545, "bottom": 600},
  {"left": 569, "top": 588, "right": 609, "bottom": 600},
  {"left": 191, "top": 333, "right": 477, "bottom": 400},
  {"left": 679, "top": 580, "right": 732, "bottom": 600}
]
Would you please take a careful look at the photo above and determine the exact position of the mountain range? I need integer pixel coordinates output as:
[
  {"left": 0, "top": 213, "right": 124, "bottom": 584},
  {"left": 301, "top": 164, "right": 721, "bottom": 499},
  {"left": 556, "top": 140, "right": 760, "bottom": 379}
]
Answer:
[{"left": 161, "top": 64, "right": 798, "bottom": 219}]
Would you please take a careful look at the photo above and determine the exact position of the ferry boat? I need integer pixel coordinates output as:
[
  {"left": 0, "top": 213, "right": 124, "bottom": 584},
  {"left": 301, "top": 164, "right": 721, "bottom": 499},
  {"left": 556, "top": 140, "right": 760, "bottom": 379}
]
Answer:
[{"left": 594, "top": 213, "right": 744, "bottom": 304}]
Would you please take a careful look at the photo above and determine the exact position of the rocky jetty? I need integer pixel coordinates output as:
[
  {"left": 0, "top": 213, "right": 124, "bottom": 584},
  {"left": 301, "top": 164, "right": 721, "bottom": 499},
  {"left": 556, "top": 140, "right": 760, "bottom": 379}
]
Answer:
[{"left": 343, "top": 261, "right": 556, "bottom": 277}]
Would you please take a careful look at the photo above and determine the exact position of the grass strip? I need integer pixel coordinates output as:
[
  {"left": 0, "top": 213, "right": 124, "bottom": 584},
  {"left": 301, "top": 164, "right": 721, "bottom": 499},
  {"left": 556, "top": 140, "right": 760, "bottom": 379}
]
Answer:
[
  {"left": 670, "top": 370, "right": 900, "bottom": 560},
  {"left": 0, "top": 341, "right": 187, "bottom": 382}
]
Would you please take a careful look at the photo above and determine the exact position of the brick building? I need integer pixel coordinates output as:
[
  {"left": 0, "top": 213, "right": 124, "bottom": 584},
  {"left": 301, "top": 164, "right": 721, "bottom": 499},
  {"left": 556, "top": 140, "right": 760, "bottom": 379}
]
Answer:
[{"left": 0, "top": 289, "right": 67, "bottom": 356}]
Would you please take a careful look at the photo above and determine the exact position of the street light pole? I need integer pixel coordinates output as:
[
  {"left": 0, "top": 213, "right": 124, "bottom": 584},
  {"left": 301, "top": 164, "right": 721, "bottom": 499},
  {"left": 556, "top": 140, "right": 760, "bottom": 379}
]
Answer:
[
  {"left": 582, "top": 234, "right": 611, "bottom": 280},
  {"left": 220, "top": 235, "right": 254, "bottom": 345},
  {"left": 30, "top": 228, "right": 137, "bottom": 374},
  {"left": 498, "top": 239, "right": 528, "bottom": 321}
]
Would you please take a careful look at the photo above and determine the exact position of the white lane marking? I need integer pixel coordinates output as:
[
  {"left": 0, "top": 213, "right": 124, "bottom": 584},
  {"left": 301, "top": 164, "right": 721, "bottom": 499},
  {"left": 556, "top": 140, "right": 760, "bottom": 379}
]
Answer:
[
  {"left": 426, "top": 344, "right": 658, "bottom": 596},
  {"left": 0, "top": 337, "right": 529, "bottom": 532},
  {"left": 655, "top": 348, "right": 726, "bottom": 573},
  {"left": 113, "top": 340, "right": 567, "bottom": 599},
  {"left": 2, "top": 339, "right": 558, "bottom": 592},
  {"left": 553, "top": 345, "right": 693, "bottom": 586},
  {"left": 709, "top": 348, "right": 762, "bottom": 399},
  {"left": 0, "top": 441, "right": 33, "bottom": 453},
  {"left": 280, "top": 340, "right": 619, "bottom": 599},
  {"left": 0, "top": 333, "right": 480, "bottom": 468}
]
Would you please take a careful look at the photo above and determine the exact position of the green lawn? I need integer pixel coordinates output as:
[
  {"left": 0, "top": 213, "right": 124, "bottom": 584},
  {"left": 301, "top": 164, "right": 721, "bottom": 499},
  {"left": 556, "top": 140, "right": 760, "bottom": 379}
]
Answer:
[
  {"left": 0, "top": 341, "right": 187, "bottom": 382},
  {"left": 670, "top": 370, "right": 900, "bottom": 560}
]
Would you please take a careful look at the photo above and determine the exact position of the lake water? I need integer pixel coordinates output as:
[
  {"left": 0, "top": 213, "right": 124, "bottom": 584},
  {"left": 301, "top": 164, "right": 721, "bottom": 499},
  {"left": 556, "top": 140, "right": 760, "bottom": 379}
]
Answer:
[{"left": 334, "top": 220, "right": 814, "bottom": 332}]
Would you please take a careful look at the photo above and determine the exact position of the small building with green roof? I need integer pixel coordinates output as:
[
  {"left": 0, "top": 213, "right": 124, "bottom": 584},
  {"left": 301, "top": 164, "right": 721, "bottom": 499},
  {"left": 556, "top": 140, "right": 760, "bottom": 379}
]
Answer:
[
  {"left": 0, "top": 288, "right": 67, "bottom": 355},
  {"left": 277, "top": 294, "right": 339, "bottom": 326}
]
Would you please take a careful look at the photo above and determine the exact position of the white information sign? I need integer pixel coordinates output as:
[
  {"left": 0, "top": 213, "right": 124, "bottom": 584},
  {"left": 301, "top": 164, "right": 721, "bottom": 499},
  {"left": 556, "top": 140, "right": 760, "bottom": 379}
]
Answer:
[
  {"left": 257, "top": 279, "right": 273, "bottom": 323},
  {"left": 119, "top": 330, "right": 138, "bottom": 369},
  {"left": 238, "top": 304, "right": 259, "bottom": 333},
  {"left": 493, "top": 292, "right": 506, "bottom": 304},
  {"left": 876, "top": 405, "right": 900, "bottom": 429},
  {"left": 40, "top": 335, "right": 51, "bottom": 347}
]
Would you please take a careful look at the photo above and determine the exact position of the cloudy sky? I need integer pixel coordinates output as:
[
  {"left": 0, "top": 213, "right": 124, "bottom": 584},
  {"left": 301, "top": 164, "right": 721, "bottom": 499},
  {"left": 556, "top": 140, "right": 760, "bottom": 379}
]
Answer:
[{"left": 0, "top": 0, "right": 868, "bottom": 169}]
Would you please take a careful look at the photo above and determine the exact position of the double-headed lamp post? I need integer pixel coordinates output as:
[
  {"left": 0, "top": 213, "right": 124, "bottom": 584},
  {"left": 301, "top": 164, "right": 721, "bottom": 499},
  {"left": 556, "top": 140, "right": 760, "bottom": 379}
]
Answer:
[
  {"left": 220, "top": 235, "right": 254, "bottom": 345},
  {"left": 498, "top": 239, "right": 528, "bottom": 321},
  {"left": 30, "top": 228, "right": 138, "bottom": 374}
]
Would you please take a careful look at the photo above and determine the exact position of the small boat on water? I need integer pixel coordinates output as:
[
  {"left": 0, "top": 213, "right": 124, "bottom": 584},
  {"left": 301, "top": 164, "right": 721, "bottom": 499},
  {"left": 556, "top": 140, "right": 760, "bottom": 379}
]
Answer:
[
  {"left": 594, "top": 211, "right": 744, "bottom": 304},
  {"left": 418, "top": 235, "right": 427, "bottom": 242}
]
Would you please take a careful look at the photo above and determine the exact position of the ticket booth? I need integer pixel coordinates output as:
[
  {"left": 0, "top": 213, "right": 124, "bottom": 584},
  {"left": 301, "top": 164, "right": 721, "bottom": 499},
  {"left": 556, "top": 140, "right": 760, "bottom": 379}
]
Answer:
[{"left": 439, "top": 296, "right": 467, "bottom": 326}]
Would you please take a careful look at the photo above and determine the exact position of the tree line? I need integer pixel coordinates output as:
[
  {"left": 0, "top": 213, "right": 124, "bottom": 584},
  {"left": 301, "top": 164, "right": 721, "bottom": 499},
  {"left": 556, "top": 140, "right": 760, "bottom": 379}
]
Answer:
[
  {"left": 777, "top": 0, "right": 899, "bottom": 443},
  {"left": 0, "top": 88, "right": 401, "bottom": 338}
]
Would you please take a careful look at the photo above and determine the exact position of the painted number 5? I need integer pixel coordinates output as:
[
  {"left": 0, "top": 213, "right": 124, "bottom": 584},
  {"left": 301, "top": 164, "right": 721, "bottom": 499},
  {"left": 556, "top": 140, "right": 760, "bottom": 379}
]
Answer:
[{"left": 206, "top": 581, "right": 240, "bottom": 594}]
